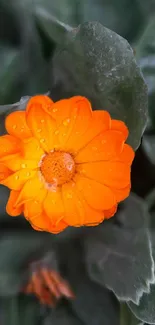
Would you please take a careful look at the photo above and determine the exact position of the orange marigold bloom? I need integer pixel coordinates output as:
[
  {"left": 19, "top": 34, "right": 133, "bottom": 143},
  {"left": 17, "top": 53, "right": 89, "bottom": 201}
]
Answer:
[
  {"left": 23, "top": 267, "right": 74, "bottom": 306},
  {"left": 0, "top": 95, "right": 134, "bottom": 233}
]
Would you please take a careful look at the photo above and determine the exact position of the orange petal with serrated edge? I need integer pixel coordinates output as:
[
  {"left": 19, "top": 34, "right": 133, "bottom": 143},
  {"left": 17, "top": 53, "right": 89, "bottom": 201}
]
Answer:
[
  {"left": 15, "top": 174, "right": 47, "bottom": 206},
  {"left": 76, "top": 175, "right": 116, "bottom": 210},
  {"left": 0, "top": 135, "right": 20, "bottom": 158},
  {"left": 0, "top": 163, "right": 12, "bottom": 181},
  {"left": 6, "top": 190, "right": 22, "bottom": 216},
  {"left": 114, "top": 143, "right": 134, "bottom": 164},
  {"left": 111, "top": 119, "right": 128, "bottom": 140},
  {"left": 5, "top": 111, "right": 31, "bottom": 139},
  {"left": 43, "top": 189, "right": 65, "bottom": 220},
  {"left": 104, "top": 204, "right": 118, "bottom": 219},
  {"left": 75, "top": 130, "right": 124, "bottom": 163},
  {"left": 73, "top": 110, "right": 111, "bottom": 153},
  {"left": 29, "top": 212, "right": 55, "bottom": 232},
  {"left": 62, "top": 181, "right": 105, "bottom": 226},
  {"left": 0, "top": 153, "right": 39, "bottom": 171},
  {"left": 77, "top": 161, "right": 131, "bottom": 190},
  {"left": 51, "top": 96, "right": 93, "bottom": 151},
  {"left": 26, "top": 100, "right": 56, "bottom": 152},
  {"left": 0, "top": 169, "right": 36, "bottom": 190},
  {"left": 21, "top": 137, "right": 44, "bottom": 160}
]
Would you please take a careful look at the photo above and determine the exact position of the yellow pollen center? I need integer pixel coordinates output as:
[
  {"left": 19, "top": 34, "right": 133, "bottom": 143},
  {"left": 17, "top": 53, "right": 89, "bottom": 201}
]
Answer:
[{"left": 40, "top": 151, "right": 75, "bottom": 185}]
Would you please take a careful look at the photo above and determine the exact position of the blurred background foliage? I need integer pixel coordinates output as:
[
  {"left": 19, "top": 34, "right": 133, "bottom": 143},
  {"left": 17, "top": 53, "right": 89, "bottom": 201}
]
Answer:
[{"left": 0, "top": 0, "right": 155, "bottom": 324}]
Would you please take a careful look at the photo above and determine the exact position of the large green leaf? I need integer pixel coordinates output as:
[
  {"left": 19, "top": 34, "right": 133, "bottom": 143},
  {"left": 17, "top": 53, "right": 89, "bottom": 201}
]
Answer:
[
  {"left": 84, "top": 193, "right": 154, "bottom": 304},
  {"left": 44, "top": 306, "right": 82, "bottom": 325},
  {"left": 128, "top": 285, "right": 155, "bottom": 324},
  {"left": 120, "top": 303, "right": 144, "bottom": 325},
  {"left": 58, "top": 239, "right": 119, "bottom": 325},
  {"left": 26, "top": 0, "right": 145, "bottom": 43},
  {"left": 51, "top": 21, "right": 148, "bottom": 150},
  {"left": 1, "top": 295, "right": 41, "bottom": 325},
  {"left": 142, "top": 135, "right": 155, "bottom": 165},
  {"left": 135, "top": 17, "right": 155, "bottom": 130},
  {"left": 0, "top": 46, "right": 21, "bottom": 105}
]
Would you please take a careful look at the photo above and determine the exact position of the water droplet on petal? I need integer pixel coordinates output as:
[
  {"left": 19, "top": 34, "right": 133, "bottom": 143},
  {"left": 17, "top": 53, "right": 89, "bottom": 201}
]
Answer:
[
  {"left": 51, "top": 199, "right": 56, "bottom": 204},
  {"left": 37, "top": 129, "right": 42, "bottom": 133},
  {"left": 101, "top": 139, "right": 106, "bottom": 144},
  {"left": 40, "top": 138, "right": 45, "bottom": 143},
  {"left": 13, "top": 125, "right": 17, "bottom": 129},
  {"left": 67, "top": 193, "right": 72, "bottom": 199},
  {"left": 41, "top": 119, "right": 45, "bottom": 123},
  {"left": 52, "top": 108, "right": 58, "bottom": 113},
  {"left": 15, "top": 175, "right": 19, "bottom": 180},
  {"left": 92, "top": 146, "right": 97, "bottom": 151},
  {"left": 54, "top": 130, "right": 59, "bottom": 135},
  {"left": 26, "top": 172, "right": 30, "bottom": 177},
  {"left": 21, "top": 163, "right": 27, "bottom": 168},
  {"left": 34, "top": 200, "right": 38, "bottom": 204},
  {"left": 63, "top": 118, "right": 70, "bottom": 126},
  {"left": 21, "top": 127, "right": 24, "bottom": 132}
]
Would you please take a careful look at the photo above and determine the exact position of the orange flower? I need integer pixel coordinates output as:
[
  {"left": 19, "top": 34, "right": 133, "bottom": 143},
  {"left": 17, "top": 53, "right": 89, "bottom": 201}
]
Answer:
[
  {"left": 0, "top": 95, "right": 134, "bottom": 233},
  {"left": 23, "top": 267, "right": 74, "bottom": 306}
]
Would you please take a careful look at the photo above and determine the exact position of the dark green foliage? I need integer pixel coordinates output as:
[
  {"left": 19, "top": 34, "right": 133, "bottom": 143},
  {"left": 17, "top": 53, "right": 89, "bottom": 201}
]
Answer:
[{"left": 0, "top": 1, "right": 155, "bottom": 325}]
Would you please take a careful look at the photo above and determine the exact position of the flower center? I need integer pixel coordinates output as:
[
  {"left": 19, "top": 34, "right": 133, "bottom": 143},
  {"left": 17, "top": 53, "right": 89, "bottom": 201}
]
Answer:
[{"left": 40, "top": 151, "right": 75, "bottom": 186}]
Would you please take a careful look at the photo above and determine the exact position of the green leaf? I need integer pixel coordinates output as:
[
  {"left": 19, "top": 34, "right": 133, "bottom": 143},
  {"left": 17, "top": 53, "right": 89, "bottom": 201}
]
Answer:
[
  {"left": 59, "top": 239, "right": 119, "bottom": 325},
  {"left": 0, "top": 231, "right": 54, "bottom": 296},
  {"left": 128, "top": 284, "right": 155, "bottom": 324},
  {"left": 142, "top": 135, "right": 155, "bottom": 165},
  {"left": 24, "top": 0, "right": 144, "bottom": 44},
  {"left": 0, "top": 46, "right": 21, "bottom": 105},
  {"left": 1, "top": 295, "right": 41, "bottom": 325},
  {"left": 52, "top": 21, "right": 148, "bottom": 150},
  {"left": 44, "top": 306, "right": 82, "bottom": 325},
  {"left": 120, "top": 303, "right": 144, "bottom": 325},
  {"left": 135, "top": 17, "right": 155, "bottom": 130},
  {"left": 84, "top": 193, "right": 154, "bottom": 304}
]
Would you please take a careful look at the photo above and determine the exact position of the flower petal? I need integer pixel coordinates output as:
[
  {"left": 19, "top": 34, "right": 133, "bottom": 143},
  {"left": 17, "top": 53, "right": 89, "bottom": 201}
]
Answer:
[
  {"left": 0, "top": 169, "right": 36, "bottom": 190},
  {"left": 75, "top": 130, "right": 124, "bottom": 163},
  {"left": 26, "top": 95, "right": 54, "bottom": 114},
  {"left": 104, "top": 204, "right": 118, "bottom": 219},
  {"left": 114, "top": 143, "right": 135, "bottom": 164},
  {"left": 21, "top": 137, "right": 44, "bottom": 160},
  {"left": 24, "top": 200, "right": 43, "bottom": 220},
  {"left": 75, "top": 176, "right": 116, "bottom": 210},
  {"left": 5, "top": 111, "right": 31, "bottom": 139},
  {"left": 0, "top": 163, "right": 12, "bottom": 181},
  {"left": 26, "top": 99, "right": 56, "bottom": 152},
  {"left": 29, "top": 211, "right": 67, "bottom": 233},
  {"left": 77, "top": 161, "right": 131, "bottom": 190},
  {"left": 28, "top": 212, "right": 51, "bottom": 232},
  {"left": 0, "top": 135, "right": 20, "bottom": 158},
  {"left": 43, "top": 189, "right": 65, "bottom": 221},
  {"left": 111, "top": 119, "right": 128, "bottom": 140},
  {"left": 53, "top": 97, "right": 93, "bottom": 151},
  {"left": 111, "top": 186, "right": 130, "bottom": 202},
  {"left": 48, "top": 219, "right": 68, "bottom": 234},
  {"left": 62, "top": 181, "right": 105, "bottom": 226},
  {"left": 15, "top": 174, "right": 47, "bottom": 205},
  {"left": 0, "top": 153, "right": 39, "bottom": 171},
  {"left": 6, "top": 190, "right": 22, "bottom": 216},
  {"left": 73, "top": 110, "right": 111, "bottom": 153},
  {"left": 62, "top": 181, "right": 82, "bottom": 226}
]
